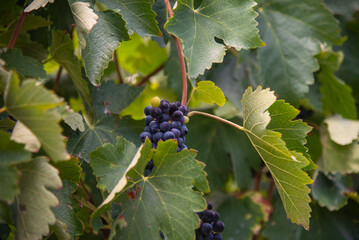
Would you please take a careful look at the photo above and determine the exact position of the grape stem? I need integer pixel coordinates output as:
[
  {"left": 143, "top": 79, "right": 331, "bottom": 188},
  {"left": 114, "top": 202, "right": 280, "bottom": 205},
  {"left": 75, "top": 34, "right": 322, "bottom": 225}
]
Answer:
[
  {"left": 188, "top": 111, "right": 244, "bottom": 131},
  {"left": 164, "top": 0, "right": 188, "bottom": 106},
  {"left": 113, "top": 50, "right": 124, "bottom": 84},
  {"left": 7, "top": 9, "right": 28, "bottom": 51}
]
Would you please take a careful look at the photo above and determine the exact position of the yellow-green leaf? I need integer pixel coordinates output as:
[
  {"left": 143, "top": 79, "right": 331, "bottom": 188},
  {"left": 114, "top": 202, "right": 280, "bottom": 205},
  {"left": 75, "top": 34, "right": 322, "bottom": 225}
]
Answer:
[{"left": 193, "top": 81, "right": 226, "bottom": 106}]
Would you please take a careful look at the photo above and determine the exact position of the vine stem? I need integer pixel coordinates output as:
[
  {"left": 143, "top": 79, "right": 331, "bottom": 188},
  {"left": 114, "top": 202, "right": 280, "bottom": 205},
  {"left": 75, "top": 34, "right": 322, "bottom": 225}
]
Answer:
[
  {"left": 164, "top": 0, "right": 188, "bottom": 106},
  {"left": 7, "top": 9, "right": 28, "bottom": 51},
  {"left": 53, "top": 66, "right": 63, "bottom": 92},
  {"left": 113, "top": 50, "right": 124, "bottom": 84},
  {"left": 135, "top": 64, "right": 165, "bottom": 87},
  {"left": 188, "top": 111, "right": 245, "bottom": 131}
]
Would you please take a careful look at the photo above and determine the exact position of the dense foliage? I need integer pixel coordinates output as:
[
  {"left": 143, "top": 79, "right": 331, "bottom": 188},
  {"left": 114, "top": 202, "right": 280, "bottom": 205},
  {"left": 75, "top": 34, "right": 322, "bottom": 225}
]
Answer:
[{"left": 0, "top": 0, "right": 359, "bottom": 239}]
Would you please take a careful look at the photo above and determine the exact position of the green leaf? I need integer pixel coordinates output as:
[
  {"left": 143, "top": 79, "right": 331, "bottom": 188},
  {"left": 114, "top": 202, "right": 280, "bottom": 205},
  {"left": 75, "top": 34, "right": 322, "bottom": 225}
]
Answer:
[
  {"left": 218, "top": 193, "right": 271, "bottom": 240},
  {"left": 11, "top": 121, "right": 41, "bottom": 152},
  {"left": 318, "top": 124, "right": 359, "bottom": 174},
  {"left": 96, "top": 0, "right": 161, "bottom": 37},
  {"left": 64, "top": 112, "right": 85, "bottom": 132},
  {"left": 25, "top": 0, "right": 54, "bottom": 12},
  {"left": 0, "top": 118, "right": 15, "bottom": 131},
  {"left": 52, "top": 157, "right": 82, "bottom": 184},
  {"left": 1, "top": 48, "right": 47, "bottom": 79},
  {"left": 81, "top": 10, "right": 130, "bottom": 85},
  {"left": 258, "top": 0, "right": 342, "bottom": 102},
  {"left": 316, "top": 49, "right": 357, "bottom": 119},
  {"left": 193, "top": 81, "right": 226, "bottom": 106},
  {"left": 94, "top": 140, "right": 209, "bottom": 239},
  {"left": 324, "top": 115, "right": 359, "bottom": 145},
  {"left": 324, "top": 0, "right": 359, "bottom": 19},
  {"left": 0, "top": 131, "right": 31, "bottom": 203},
  {"left": 16, "top": 157, "right": 62, "bottom": 240},
  {"left": 165, "top": 0, "right": 264, "bottom": 78},
  {"left": 241, "top": 86, "right": 312, "bottom": 229},
  {"left": 312, "top": 171, "right": 352, "bottom": 211},
  {"left": 4, "top": 74, "right": 69, "bottom": 161},
  {"left": 267, "top": 100, "right": 316, "bottom": 170},
  {"left": 90, "top": 136, "right": 137, "bottom": 192},
  {"left": 51, "top": 30, "right": 92, "bottom": 109}
]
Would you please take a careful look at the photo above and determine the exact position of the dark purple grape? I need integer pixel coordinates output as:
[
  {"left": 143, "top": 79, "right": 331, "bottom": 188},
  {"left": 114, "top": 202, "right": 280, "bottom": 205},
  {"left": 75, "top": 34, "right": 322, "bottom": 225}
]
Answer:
[
  {"left": 160, "top": 122, "right": 171, "bottom": 132},
  {"left": 149, "top": 121, "right": 160, "bottom": 133},
  {"left": 180, "top": 125, "right": 188, "bottom": 136},
  {"left": 179, "top": 144, "right": 187, "bottom": 151},
  {"left": 178, "top": 105, "right": 188, "bottom": 115},
  {"left": 161, "top": 113, "right": 170, "bottom": 122},
  {"left": 159, "top": 100, "right": 170, "bottom": 113},
  {"left": 213, "top": 212, "right": 219, "bottom": 222},
  {"left": 173, "top": 110, "right": 184, "bottom": 121},
  {"left": 200, "top": 223, "right": 212, "bottom": 236},
  {"left": 153, "top": 132, "right": 164, "bottom": 143},
  {"left": 213, "top": 221, "right": 225, "bottom": 233},
  {"left": 144, "top": 106, "right": 152, "bottom": 115},
  {"left": 203, "top": 210, "right": 215, "bottom": 223},
  {"left": 140, "top": 132, "right": 152, "bottom": 142},
  {"left": 171, "top": 121, "right": 181, "bottom": 130},
  {"left": 174, "top": 101, "right": 181, "bottom": 107},
  {"left": 179, "top": 116, "right": 185, "bottom": 124},
  {"left": 213, "top": 233, "right": 223, "bottom": 240},
  {"left": 164, "top": 131, "right": 175, "bottom": 140},
  {"left": 203, "top": 235, "right": 214, "bottom": 240},
  {"left": 177, "top": 137, "right": 184, "bottom": 146},
  {"left": 145, "top": 115, "right": 153, "bottom": 125},
  {"left": 151, "top": 107, "right": 162, "bottom": 119},
  {"left": 171, "top": 129, "right": 180, "bottom": 138},
  {"left": 144, "top": 126, "right": 151, "bottom": 133},
  {"left": 146, "top": 159, "right": 154, "bottom": 170},
  {"left": 207, "top": 202, "right": 213, "bottom": 210},
  {"left": 160, "top": 231, "right": 165, "bottom": 239},
  {"left": 169, "top": 103, "right": 178, "bottom": 113},
  {"left": 177, "top": 147, "right": 180, "bottom": 152},
  {"left": 144, "top": 169, "right": 152, "bottom": 177}
]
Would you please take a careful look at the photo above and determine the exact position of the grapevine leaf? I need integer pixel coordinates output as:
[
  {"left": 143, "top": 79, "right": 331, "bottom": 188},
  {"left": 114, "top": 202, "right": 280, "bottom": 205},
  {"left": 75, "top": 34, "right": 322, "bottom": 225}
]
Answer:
[
  {"left": 186, "top": 115, "right": 260, "bottom": 190},
  {"left": 25, "top": 0, "right": 54, "bottom": 12},
  {"left": 318, "top": 124, "right": 359, "bottom": 174},
  {"left": 52, "top": 157, "right": 82, "bottom": 184},
  {"left": 241, "top": 86, "right": 312, "bottom": 229},
  {"left": 193, "top": 81, "right": 226, "bottom": 106},
  {"left": 325, "top": 115, "right": 359, "bottom": 145},
  {"left": 316, "top": 49, "right": 357, "bottom": 119},
  {"left": 51, "top": 30, "right": 92, "bottom": 109},
  {"left": 218, "top": 193, "right": 271, "bottom": 240},
  {"left": 4, "top": 74, "right": 69, "bottom": 161},
  {"left": 267, "top": 100, "right": 316, "bottom": 170},
  {"left": 0, "top": 118, "right": 15, "bottom": 131},
  {"left": 96, "top": 0, "right": 161, "bottom": 37},
  {"left": 81, "top": 10, "right": 130, "bottom": 85},
  {"left": 93, "top": 140, "right": 209, "bottom": 239},
  {"left": 312, "top": 171, "right": 352, "bottom": 211},
  {"left": 0, "top": 131, "right": 31, "bottom": 203},
  {"left": 11, "top": 121, "right": 41, "bottom": 152},
  {"left": 51, "top": 220, "right": 71, "bottom": 240},
  {"left": 1, "top": 48, "right": 47, "bottom": 79},
  {"left": 89, "top": 136, "right": 137, "bottom": 192},
  {"left": 64, "top": 112, "right": 85, "bottom": 132},
  {"left": 325, "top": 0, "right": 359, "bottom": 19},
  {"left": 258, "top": 0, "right": 342, "bottom": 102},
  {"left": 16, "top": 157, "right": 62, "bottom": 240},
  {"left": 69, "top": 2, "right": 98, "bottom": 49},
  {"left": 152, "top": 0, "right": 176, "bottom": 43},
  {"left": 165, "top": 0, "right": 264, "bottom": 78}
]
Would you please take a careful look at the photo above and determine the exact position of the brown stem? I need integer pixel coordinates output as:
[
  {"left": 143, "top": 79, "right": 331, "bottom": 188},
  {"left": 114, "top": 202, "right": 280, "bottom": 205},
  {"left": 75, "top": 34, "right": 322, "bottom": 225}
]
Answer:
[
  {"left": 7, "top": 9, "right": 28, "bottom": 51},
  {"left": 135, "top": 64, "right": 165, "bottom": 87},
  {"left": 188, "top": 111, "right": 245, "bottom": 131},
  {"left": 79, "top": 179, "right": 93, "bottom": 203},
  {"left": 53, "top": 66, "right": 63, "bottom": 92},
  {"left": 254, "top": 170, "right": 262, "bottom": 191},
  {"left": 113, "top": 50, "right": 124, "bottom": 84},
  {"left": 164, "top": 0, "right": 188, "bottom": 106}
]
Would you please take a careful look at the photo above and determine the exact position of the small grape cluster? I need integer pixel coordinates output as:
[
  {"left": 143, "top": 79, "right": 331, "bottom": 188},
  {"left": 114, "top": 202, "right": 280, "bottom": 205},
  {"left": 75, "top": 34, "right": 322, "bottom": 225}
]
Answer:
[
  {"left": 195, "top": 202, "right": 225, "bottom": 240},
  {"left": 140, "top": 97, "right": 189, "bottom": 176}
]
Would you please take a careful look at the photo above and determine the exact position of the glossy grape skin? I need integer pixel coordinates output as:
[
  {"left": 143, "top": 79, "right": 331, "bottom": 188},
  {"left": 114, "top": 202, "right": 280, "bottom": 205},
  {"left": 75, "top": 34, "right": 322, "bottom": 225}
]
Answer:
[{"left": 140, "top": 132, "right": 152, "bottom": 142}]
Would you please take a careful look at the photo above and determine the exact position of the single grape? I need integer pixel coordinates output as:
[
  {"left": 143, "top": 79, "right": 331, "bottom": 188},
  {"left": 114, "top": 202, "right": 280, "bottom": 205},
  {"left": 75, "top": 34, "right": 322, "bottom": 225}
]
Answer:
[
  {"left": 178, "top": 105, "right": 188, "bottom": 115},
  {"left": 179, "top": 144, "right": 187, "bottom": 151},
  {"left": 171, "top": 129, "right": 180, "bottom": 138},
  {"left": 213, "top": 221, "right": 225, "bottom": 233},
  {"left": 153, "top": 132, "right": 164, "bottom": 143},
  {"left": 144, "top": 168, "right": 152, "bottom": 177},
  {"left": 184, "top": 116, "right": 190, "bottom": 124},
  {"left": 179, "top": 116, "right": 185, "bottom": 124},
  {"left": 213, "top": 233, "right": 223, "bottom": 240},
  {"left": 180, "top": 125, "right": 188, "bottom": 136},
  {"left": 144, "top": 106, "right": 152, "bottom": 115},
  {"left": 164, "top": 131, "right": 175, "bottom": 140},
  {"left": 160, "top": 231, "right": 165, "bottom": 240},
  {"left": 151, "top": 107, "right": 162, "bottom": 119},
  {"left": 140, "top": 132, "right": 152, "bottom": 142},
  {"left": 173, "top": 110, "right": 184, "bottom": 121},
  {"left": 213, "top": 212, "right": 219, "bottom": 222},
  {"left": 149, "top": 121, "right": 160, "bottom": 133},
  {"left": 160, "top": 122, "right": 171, "bottom": 132},
  {"left": 145, "top": 115, "right": 153, "bottom": 125},
  {"left": 161, "top": 113, "right": 170, "bottom": 122},
  {"left": 207, "top": 202, "right": 213, "bottom": 210},
  {"left": 146, "top": 159, "right": 154, "bottom": 170},
  {"left": 144, "top": 126, "right": 151, "bottom": 133},
  {"left": 203, "top": 210, "right": 215, "bottom": 223},
  {"left": 177, "top": 137, "right": 184, "bottom": 146},
  {"left": 159, "top": 100, "right": 170, "bottom": 113},
  {"left": 200, "top": 223, "right": 213, "bottom": 236},
  {"left": 171, "top": 121, "right": 181, "bottom": 130},
  {"left": 151, "top": 96, "right": 161, "bottom": 107},
  {"left": 174, "top": 101, "right": 181, "bottom": 107},
  {"left": 169, "top": 103, "right": 178, "bottom": 113}
]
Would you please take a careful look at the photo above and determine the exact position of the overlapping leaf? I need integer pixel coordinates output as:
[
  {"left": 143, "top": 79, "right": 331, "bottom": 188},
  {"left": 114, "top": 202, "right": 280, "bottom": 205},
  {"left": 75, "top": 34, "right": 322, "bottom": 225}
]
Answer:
[
  {"left": 165, "top": 0, "right": 264, "bottom": 78},
  {"left": 241, "top": 86, "right": 312, "bottom": 229},
  {"left": 192, "top": 81, "right": 226, "bottom": 106},
  {"left": 16, "top": 157, "right": 62, "bottom": 240},
  {"left": 25, "top": 0, "right": 54, "bottom": 12},
  {"left": 96, "top": 0, "right": 160, "bottom": 37},
  {"left": 4, "top": 74, "right": 69, "bottom": 161},
  {"left": 325, "top": 115, "right": 359, "bottom": 145},
  {"left": 94, "top": 140, "right": 209, "bottom": 239},
  {"left": 258, "top": 0, "right": 342, "bottom": 102},
  {"left": 0, "top": 131, "right": 31, "bottom": 203}
]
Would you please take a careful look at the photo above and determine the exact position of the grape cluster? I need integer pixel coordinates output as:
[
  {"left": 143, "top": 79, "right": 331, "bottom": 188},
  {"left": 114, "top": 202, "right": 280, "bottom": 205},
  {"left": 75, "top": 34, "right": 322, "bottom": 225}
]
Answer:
[
  {"left": 140, "top": 97, "right": 189, "bottom": 176},
  {"left": 195, "top": 202, "right": 225, "bottom": 240}
]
